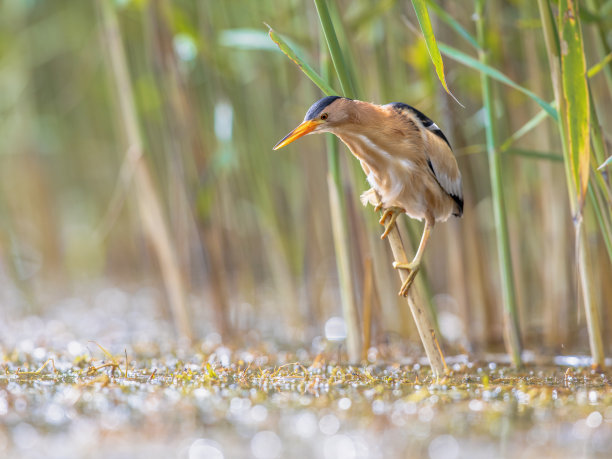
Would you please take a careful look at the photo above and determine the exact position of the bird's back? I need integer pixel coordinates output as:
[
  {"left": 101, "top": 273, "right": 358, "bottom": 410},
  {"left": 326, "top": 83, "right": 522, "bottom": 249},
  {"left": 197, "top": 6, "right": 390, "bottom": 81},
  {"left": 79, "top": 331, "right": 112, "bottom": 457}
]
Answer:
[{"left": 384, "top": 103, "right": 463, "bottom": 219}]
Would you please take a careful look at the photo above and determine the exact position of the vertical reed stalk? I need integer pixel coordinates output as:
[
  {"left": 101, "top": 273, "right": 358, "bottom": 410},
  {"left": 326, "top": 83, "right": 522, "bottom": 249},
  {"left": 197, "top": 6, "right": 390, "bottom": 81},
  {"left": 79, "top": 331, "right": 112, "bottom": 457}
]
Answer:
[
  {"left": 585, "top": 0, "right": 612, "bottom": 95},
  {"left": 320, "top": 36, "right": 362, "bottom": 363},
  {"left": 149, "top": 0, "right": 231, "bottom": 338},
  {"left": 537, "top": 0, "right": 604, "bottom": 369},
  {"left": 98, "top": 0, "right": 193, "bottom": 342},
  {"left": 327, "top": 172, "right": 362, "bottom": 361},
  {"left": 361, "top": 257, "right": 373, "bottom": 360},
  {"left": 587, "top": 91, "right": 612, "bottom": 265},
  {"left": 475, "top": 0, "right": 523, "bottom": 367},
  {"left": 314, "top": 0, "right": 356, "bottom": 99}
]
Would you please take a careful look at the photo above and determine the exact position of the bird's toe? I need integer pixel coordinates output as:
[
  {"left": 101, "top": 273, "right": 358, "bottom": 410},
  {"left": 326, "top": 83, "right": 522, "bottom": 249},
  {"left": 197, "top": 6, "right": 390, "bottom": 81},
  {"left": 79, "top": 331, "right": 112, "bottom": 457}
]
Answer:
[
  {"left": 396, "top": 263, "right": 420, "bottom": 296},
  {"left": 398, "top": 273, "right": 415, "bottom": 296}
]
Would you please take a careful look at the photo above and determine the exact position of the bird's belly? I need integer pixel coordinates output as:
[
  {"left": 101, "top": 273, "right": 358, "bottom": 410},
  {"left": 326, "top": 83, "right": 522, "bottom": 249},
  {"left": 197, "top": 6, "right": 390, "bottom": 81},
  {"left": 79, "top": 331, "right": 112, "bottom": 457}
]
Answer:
[{"left": 368, "top": 165, "right": 454, "bottom": 223}]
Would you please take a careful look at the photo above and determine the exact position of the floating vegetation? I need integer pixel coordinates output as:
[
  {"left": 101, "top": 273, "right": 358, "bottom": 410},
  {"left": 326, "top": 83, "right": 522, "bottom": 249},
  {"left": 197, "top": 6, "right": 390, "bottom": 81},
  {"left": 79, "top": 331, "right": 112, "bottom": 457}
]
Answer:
[{"left": 2, "top": 344, "right": 612, "bottom": 458}]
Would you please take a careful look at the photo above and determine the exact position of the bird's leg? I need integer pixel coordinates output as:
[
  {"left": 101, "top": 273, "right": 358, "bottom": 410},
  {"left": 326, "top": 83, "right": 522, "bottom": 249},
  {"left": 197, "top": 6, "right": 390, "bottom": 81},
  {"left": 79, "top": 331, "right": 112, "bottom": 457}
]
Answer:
[
  {"left": 379, "top": 207, "right": 403, "bottom": 239},
  {"left": 392, "top": 219, "right": 434, "bottom": 296}
]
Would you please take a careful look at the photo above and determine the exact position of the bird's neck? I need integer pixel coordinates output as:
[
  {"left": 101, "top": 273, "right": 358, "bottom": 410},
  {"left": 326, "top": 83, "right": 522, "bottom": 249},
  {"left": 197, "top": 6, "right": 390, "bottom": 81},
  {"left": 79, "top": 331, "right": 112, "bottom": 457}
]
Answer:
[{"left": 333, "top": 103, "right": 392, "bottom": 175}]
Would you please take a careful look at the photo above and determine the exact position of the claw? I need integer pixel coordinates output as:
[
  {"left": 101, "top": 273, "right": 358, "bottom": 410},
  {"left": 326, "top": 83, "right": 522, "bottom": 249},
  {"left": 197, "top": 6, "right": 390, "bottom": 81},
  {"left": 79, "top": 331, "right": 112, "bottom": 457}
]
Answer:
[
  {"left": 389, "top": 220, "right": 433, "bottom": 297},
  {"left": 378, "top": 209, "right": 393, "bottom": 225},
  {"left": 379, "top": 207, "right": 403, "bottom": 239},
  {"left": 393, "top": 261, "right": 420, "bottom": 296},
  {"left": 398, "top": 270, "right": 418, "bottom": 296},
  {"left": 380, "top": 219, "right": 398, "bottom": 239}
]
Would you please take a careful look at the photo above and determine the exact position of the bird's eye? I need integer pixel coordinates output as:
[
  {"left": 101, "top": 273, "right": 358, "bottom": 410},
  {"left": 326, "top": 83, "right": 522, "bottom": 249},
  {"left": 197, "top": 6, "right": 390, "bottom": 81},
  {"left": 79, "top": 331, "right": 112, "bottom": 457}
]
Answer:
[{"left": 320, "top": 113, "right": 328, "bottom": 120}]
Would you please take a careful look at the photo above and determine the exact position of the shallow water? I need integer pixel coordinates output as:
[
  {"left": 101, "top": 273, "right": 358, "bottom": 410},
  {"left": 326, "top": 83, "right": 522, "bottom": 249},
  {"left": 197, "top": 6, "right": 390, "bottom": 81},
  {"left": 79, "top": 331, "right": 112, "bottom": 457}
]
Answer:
[
  {"left": 1, "top": 287, "right": 611, "bottom": 458},
  {"left": 2, "top": 347, "right": 612, "bottom": 459}
]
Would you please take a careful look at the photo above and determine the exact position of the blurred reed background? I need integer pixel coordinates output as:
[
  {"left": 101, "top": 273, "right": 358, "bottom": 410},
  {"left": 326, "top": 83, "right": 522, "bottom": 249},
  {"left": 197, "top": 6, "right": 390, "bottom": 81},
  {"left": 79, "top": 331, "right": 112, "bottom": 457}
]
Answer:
[{"left": 1, "top": 0, "right": 611, "bottom": 360}]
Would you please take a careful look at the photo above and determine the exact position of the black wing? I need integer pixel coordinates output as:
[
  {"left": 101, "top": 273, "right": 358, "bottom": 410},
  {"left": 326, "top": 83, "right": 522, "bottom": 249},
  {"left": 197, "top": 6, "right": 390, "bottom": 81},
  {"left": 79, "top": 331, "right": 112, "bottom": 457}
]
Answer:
[
  {"left": 386, "top": 102, "right": 451, "bottom": 149},
  {"left": 387, "top": 102, "right": 463, "bottom": 216}
]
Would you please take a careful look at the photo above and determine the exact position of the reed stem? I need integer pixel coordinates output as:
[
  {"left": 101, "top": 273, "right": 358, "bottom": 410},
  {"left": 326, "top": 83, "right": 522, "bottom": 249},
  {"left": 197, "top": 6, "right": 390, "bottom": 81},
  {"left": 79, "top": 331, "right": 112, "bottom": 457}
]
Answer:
[
  {"left": 361, "top": 258, "right": 373, "bottom": 361},
  {"left": 384, "top": 220, "right": 447, "bottom": 377},
  {"left": 314, "top": 0, "right": 356, "bottom": 99},
  {"left": 475, "top": 0, "right": 523, "bottom": 367},
  {"left": 321, "top": 33, "right": 362, "bottom": 363},
  {"left": 537, "top": 0, "right": 605, "bottom": 369},
  {"left": 98, "top": 0, "right": 193, "bottom": 342}
]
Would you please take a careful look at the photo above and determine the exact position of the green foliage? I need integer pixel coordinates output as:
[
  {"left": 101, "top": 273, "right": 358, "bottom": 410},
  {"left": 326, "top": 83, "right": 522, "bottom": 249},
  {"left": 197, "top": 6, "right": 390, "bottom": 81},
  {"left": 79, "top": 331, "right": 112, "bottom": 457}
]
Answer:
[
  {"left": 267, "top": 25, "right": 336, "bottom": 96},
  {"left": 438, "top": 43, "right": 558, "bottom": 120},
  {"left": 559, "top": 0, "right": 590, "bottom": 212},
  {"left": 411, "top": 0, "right": 461, "bottom": 105},
  {"left": 475, "top": 0, "right": 522, "bottom": 367}
]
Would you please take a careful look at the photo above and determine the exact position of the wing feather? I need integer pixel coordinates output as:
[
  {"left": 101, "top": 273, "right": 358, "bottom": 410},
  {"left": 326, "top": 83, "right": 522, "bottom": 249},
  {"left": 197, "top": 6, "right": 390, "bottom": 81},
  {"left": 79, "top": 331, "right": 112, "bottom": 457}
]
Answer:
[
  {"left": 387, "top": 103, "right": 451, "bottom": 147},
  {"left": 387, "top": 102, "right": 463, "bottom": 216},
  {"left": 426, "top": 135, "right": 463, "bottom": 216}
]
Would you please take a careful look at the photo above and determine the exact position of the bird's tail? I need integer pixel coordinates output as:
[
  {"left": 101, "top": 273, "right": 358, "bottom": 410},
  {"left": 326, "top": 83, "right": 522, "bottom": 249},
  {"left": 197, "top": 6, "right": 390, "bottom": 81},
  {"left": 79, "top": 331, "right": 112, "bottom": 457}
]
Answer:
[{"left": 451, "top": 194, "right": 463, "bottom": 218}]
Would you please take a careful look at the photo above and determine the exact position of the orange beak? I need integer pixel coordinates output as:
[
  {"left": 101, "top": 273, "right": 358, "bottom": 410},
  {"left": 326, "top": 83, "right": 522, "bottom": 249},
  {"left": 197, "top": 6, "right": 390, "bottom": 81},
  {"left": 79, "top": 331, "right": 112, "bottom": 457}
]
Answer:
[{"left": 273, "top": 120, "right": 321, "bottom": 150}]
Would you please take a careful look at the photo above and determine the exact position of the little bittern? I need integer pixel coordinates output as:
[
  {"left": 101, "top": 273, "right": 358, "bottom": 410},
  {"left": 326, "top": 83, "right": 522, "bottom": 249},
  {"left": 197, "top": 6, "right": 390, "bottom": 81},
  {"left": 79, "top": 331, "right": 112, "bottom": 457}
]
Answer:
[{"left": 274, "top": 96, "right": 463, "bottom": 296}]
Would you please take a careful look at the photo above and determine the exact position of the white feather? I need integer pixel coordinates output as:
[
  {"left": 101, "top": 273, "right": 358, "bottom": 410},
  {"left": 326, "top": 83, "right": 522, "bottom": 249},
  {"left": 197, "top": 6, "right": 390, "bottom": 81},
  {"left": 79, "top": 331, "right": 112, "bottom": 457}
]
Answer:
[
  {"left": 366, "top": 171, "right": 379, "bottom": 190},
  {"left": 435, "top": 169, "right": 462, "bottom": 198},
  {"left": 386, "top": 171, "right": 404, "bottom": 202},
  {"left": 399, "top": 159, "right": 416, "bottom": 171},
  {"left": 355, "top": 135, "right": 414, "bottom": 203},
  {"left": 357, "top": 134, "right": 393, "bottom": 162}
]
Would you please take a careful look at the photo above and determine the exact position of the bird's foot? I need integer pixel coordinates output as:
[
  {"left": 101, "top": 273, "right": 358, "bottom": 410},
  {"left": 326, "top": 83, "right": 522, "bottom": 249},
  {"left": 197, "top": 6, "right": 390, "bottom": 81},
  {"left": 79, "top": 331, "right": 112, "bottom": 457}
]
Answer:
[
  {"left": 379, "top": 207, "right": 403, "bottom": 239},
  {"left": 392, "top": 261, "right": 420, "bottom": 297}
]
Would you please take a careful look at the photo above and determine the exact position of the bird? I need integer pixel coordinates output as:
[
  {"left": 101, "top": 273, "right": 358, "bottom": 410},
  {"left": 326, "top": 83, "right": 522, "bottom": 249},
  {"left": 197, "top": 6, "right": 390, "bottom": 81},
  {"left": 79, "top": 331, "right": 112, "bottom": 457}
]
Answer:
[{"left": 273, "top": 96, "right": 463, "bottom": 296}]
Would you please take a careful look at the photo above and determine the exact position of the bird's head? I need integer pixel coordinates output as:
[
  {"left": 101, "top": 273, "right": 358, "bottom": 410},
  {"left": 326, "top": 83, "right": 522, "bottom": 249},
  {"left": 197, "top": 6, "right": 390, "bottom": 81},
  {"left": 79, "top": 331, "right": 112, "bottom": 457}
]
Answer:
[{"left": 273, "top": 96, "right": 350, "bottom": 150}]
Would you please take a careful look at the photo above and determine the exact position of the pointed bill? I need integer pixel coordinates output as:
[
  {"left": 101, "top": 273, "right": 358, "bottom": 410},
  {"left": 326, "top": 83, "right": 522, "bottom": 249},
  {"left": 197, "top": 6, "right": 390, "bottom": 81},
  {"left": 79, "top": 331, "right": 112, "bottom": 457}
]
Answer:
[{"left": 273, "top": 120, "right": 321, "bottom": 150}]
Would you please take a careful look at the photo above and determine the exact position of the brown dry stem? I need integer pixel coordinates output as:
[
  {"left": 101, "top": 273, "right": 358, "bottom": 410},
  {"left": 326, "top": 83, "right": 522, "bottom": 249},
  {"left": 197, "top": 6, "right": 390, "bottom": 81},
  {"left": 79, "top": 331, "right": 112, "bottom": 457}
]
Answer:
[{"left": 371, "top": 194, "right": 447, "bottom": 378}]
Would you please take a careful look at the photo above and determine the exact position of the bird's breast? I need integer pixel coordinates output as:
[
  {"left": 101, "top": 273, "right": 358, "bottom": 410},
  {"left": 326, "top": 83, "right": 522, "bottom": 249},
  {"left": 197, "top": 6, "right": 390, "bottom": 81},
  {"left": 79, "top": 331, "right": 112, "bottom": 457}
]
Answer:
[{"left": 338, "top": 132, "right": 418, "bottom": 203}]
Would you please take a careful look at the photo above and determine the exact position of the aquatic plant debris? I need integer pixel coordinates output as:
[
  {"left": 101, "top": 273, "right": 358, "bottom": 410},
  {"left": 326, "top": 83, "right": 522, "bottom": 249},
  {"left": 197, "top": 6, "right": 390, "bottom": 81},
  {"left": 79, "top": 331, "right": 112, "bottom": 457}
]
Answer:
[{"left": 2, "top": 346, "right": 612, "bottom": 458}]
